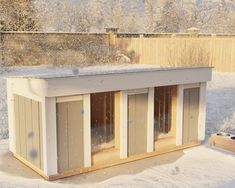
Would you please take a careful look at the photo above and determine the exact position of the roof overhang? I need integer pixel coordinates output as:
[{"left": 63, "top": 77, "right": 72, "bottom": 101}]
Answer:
[{"left": 7, "top": 67, "right": 212, "bottom": 98}]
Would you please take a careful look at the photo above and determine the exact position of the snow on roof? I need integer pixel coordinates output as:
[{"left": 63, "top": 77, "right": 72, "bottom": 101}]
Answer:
[{"left": 5, "top": 64, "right": 211, "bottom": 79}]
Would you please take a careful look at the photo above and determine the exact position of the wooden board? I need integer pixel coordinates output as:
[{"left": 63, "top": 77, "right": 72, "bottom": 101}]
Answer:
[
  {"left": 57, "top": 100, "right": 84, "bottom": 173},
  {"left": 39, "top": 103, "right": 44, "bottom": 170},
  {"left": 18, "top": 95, "right": 27, "bottom": 159},
  {"left": 25, "top": 98, "right": 33, "bottom": 164},
  {"left": 171, "top": 86, "right": 177, "bottom": 137},
  {"left": 210, "top": 134, "right": 235, "bottom": 152},
  {"left": 13, "top": 95, "right": 43, "bottom": 170},
  {"left": 14, "top": 95, "right": 21, "bottom": 155},
  {"left": 68, "top": 101, "right": 84, "bottom": 170},
  {"left": 183, "top": 88, "right": 199, "bottom": 144},
  {"left": 57, "top": 102, "right": 69, "bottom": 173},
  {"left": 128, "top": 93, "right": 148, "bottom": 156}
]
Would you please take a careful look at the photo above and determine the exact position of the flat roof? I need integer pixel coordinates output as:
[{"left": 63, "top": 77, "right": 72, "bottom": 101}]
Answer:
[{"left": 6, "top": 64, "right": 212, "bottom": 79}]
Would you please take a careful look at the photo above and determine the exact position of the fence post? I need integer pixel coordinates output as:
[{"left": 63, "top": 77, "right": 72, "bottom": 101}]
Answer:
[
  {"left": 105, "top": 27, "right": 118, "bottom": 49},
  {"left": 186, "top": 27, "right": 200, "bottom": 37}
]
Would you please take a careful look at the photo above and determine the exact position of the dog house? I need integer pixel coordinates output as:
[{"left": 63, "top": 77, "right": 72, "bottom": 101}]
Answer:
[{"left": 7, "top": 65, "right": 212, "bottom": 180}]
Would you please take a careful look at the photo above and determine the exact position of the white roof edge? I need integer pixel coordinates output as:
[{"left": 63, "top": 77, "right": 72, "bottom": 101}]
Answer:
[{"left": 6, "top": 66, "right": 213, "bottom": 80}]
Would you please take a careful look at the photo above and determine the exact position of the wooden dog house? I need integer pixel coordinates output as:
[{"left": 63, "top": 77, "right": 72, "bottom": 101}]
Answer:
[{"left": 7, "top": 65, "right": 212, "bottom": 180}]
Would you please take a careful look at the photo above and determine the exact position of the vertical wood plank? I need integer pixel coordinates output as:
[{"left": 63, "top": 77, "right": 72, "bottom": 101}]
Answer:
[
  {"left": 135, "top": 94, "right": 148, "bottom": 154},
  {"left": 128, "top": 95, "right": 136, "bottom": 156},
  {"left": 68, "top": 101, "right": 84, "bottom": 169},
  {"left": 183, "top": 89, "right": 190, "bottom": 144},
  {"left": 190, "top": 88, "right": 200, "bottom": 142},
  {"left": 38, "top": 102, "right": 44, "bottom": 170},
  {"left": 31, "top": 101, "right": 41, "bottom": 168},
  {"left": 57, "top": 102, "right": 69, "bottom": 173},
  {"left": 25, "top": 98, "right": 33, "bottom": 163},
  {"left": 14, "top": 95, "right": 21, "bottom": 155},
  {"left": 18, "top": 96, "right": 27, "bottom": 159},
  {"left": 183, "top": 88, "right": 200, "bottom": 144},
  {"left": 171, "top": 86, "right": 177, "bottom": 137}
]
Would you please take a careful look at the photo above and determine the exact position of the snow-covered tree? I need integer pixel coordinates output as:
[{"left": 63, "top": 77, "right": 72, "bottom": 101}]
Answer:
[
  {"left": 35, "top": 0, "right": 91, "bottom": 32},
  {"left": 157, "top": 0, "right": 180, "bottom": 33},
  {"left": 195, "top": 0, "right": 235, "bottom": 33},
  {"left": 145, "top": 0, "right": 154, "bottom": 33},
  {"left": 0, "top": 0, "right": 38, "bottom": 31}
]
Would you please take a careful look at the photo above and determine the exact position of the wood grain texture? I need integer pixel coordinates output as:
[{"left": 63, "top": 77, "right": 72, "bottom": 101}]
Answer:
[
  {"left": 183, "top": 88, "right": 199, "bottom": 144},
  {"left": 128, "top": 93, "right": 148, "bottom": 156},
  {"left": 56, "top": 100, "right": 84, "bottom": 173},
  {"left": 210, "top": 134, "right": 235, "bottom": 152},
  {"left": 13, "top": 95, "right": 43, "bottom": 170}
]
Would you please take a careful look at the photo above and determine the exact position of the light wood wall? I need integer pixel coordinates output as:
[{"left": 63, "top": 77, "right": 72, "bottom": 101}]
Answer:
[{"left": 14, "top": 94, "right": 43, "bottom": 170}]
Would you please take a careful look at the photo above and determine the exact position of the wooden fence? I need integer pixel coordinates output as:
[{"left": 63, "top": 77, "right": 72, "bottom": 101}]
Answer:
[
  {"left": 0, "top": 31, "right": 235, "bottom": 72},
  {"left": 115, "top": 33, "right": 235, "bottom": 72}
]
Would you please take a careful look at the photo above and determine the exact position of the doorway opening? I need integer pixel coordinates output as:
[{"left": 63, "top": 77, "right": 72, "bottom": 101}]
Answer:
[{"left": 154, "top": 86, "right": 177, "bottom": 150}]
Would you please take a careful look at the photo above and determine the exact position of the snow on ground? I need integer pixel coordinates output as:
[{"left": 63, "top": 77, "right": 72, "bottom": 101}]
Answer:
[
  {"left": 0, "top": 140, "right": 235, "bottom": 188},
  {"left": 206, "top": 72, "right": 235, "bottom": 136},
  {"left": 0, "top": 68, "right": 235, "bottom": 187}
]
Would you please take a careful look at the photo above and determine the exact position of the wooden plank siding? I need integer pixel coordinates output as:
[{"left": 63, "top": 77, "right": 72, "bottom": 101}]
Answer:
[
  {"left": 115, "top": 35, "right": 235, "bottom": 72},
  {"left": 128, "top": 93, "right": 148, "bottom": 156},
  {"left": 56, "top": 100, "right": 84, "bottom": 173},
  {"left": 182, "top": 88, "right": 200, "bottom": 144},
  {"left": 13, "top": 94, "right": 43, "bottom": 170}
]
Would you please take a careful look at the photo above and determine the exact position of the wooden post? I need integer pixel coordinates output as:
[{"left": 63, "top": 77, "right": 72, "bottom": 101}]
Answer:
[
  {"left": 105, "top": 27, "right": 118, "bottom": 49},
  {"left": 42, "top": 97, "right": 58, "bottom": 176},
  {"left": 198, "top": 82, "right": 207, "bottom": 141},
  {"left": 147, "top": 88, "right": 154, "bottom": 152},
  {"left": 7, "top": 80, "right": 16, "bottom": 153},
  {"left": 120, "top": 91, "right": 128, "bottom": 159},
  {"left": 83, "top": 94, "right": 91, "bottom": 167},
  {"left": 186, "top": 27, "right": 200, "bottom": 37}
]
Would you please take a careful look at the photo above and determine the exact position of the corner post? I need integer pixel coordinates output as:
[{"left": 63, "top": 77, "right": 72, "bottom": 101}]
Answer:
[
  {"left": 83, "top": 94, "right": 91, "bottom": 167},
  {"left": 120, "top": 91, "right": 128, "bottom": 159},
  {"left": 7, "top": 79, "right": 16, "bottom": 153},
  {"left": 147, "top": 87, "right": 154, "bottom": 152},
  {"left": 198, "top": 82, "right": 207, "bottom": 141},
  {"left": 42, "top": 97, "right": 57, "bottom": 176}
]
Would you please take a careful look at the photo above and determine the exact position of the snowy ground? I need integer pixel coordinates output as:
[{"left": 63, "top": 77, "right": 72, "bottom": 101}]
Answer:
[{"left": 0, "top": 68, "right": 235, "bottom": 187}]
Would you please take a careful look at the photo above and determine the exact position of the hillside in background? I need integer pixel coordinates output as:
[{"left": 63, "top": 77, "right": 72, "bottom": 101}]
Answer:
[
  {"left": 0, "top": 0, "right": 234, "bottom": 33},
  {"left": 34, "top": 0, "right": 235, "bottom": 33}
]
